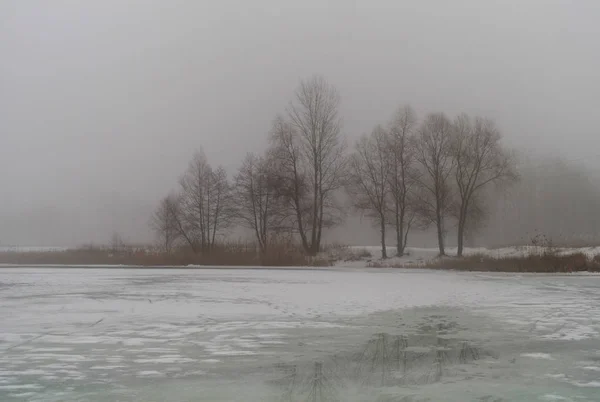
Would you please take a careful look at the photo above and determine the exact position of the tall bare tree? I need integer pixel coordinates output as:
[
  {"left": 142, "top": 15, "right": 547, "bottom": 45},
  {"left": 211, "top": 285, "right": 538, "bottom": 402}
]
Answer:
[
  {"left": 270, "top": 76, "right": 347, "bottom": 255},
  {"left": 452, "top": 115, "right": 517, "bottom": 256},
  {"left": 179, "top": 150, "right": 235, "bottom": 253},
  {"left": 385, "top": 105, "right": 418, "bottom": 256},
  {"left": 347, "top": 126, "right": 391, "bottom": 258},
  {"left": 151, "top": 194, "right": 181, "bottom": 253},
  {"left": 269, "top": 116, "right": 308, "bottom": 246},
  {"left": 414, "top": 113, "right": 455, "bottom": 256},
  {"left": 234, "top": 152, "right": 289, "bottom": 254}
]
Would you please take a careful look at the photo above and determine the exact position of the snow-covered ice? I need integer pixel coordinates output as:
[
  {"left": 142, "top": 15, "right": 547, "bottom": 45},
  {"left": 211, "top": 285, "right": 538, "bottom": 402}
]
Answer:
[
  {"left": 0, "top": 267, "right": 599, "bottom": 401},
  {"left": 521, "top": 353, "right": 555, "bottom": 360}
]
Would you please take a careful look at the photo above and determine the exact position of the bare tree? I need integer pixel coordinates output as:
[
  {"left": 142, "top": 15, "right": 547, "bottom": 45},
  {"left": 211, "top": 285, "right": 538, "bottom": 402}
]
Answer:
[
  {"left": 414, "top": 113, "right": 455, "bottom": 256},
  {"left": 179, "top": 150, "right": 235, "bottom": 253},
  {"left": 234, "top": 152, "right": 289, "bottom": 254},
  {"left": 347, "top": 126, "right": 391, "bottom": 258},
  {"left": 452, "top": 115, "right": 517, "bottom": 256},
  {"left": 268, "top": 116, "right": 313, "bottom": 248},
  {"left": 270, "top": 76, "right": 347, "bottom": 256},
  {"left": 151, "top": 194, "right": 181, "bottom": 253},
  {"left": 385, "top": 105, "right": 418, "bottom": 257},
  {"left": 179, "top": 151, "right": 210, "bottom": 252}
]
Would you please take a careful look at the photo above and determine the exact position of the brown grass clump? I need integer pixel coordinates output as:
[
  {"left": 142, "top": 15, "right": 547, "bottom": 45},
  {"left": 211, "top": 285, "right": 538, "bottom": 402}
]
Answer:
[
  {"left": 419, "top": 252, "right": 600, "bottom": 273},
  {"left": 368, "top": 247, "right": 600, "bottom": 273},
  {"left": 0, "top": 241, "right": 331, "bottom": 267}
]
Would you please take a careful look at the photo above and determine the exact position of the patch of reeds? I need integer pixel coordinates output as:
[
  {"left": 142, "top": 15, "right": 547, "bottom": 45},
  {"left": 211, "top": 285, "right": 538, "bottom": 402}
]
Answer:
[
  {"left": 372, "top": 251, "right": 600, "bottom": 272},
  {"left": 0, "top": 241, "right": 331, "bottom": 267},
  {"left": 422, "top": 252, "right": 600, "bottom": 273}
]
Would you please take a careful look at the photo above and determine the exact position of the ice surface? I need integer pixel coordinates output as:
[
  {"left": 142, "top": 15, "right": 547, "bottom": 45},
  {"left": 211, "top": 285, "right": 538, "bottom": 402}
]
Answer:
[{"left": 0, "top": 267, "right": 599, "bottom": 401}]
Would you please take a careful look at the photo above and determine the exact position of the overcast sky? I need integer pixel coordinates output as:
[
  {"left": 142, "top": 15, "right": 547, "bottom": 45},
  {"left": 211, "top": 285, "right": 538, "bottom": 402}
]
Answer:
[{"left": 1, "top": 0, "right": 599, "bottom": 246}]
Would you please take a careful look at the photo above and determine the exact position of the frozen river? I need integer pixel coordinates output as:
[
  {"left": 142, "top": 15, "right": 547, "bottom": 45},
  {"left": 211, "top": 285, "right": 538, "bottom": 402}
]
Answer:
[{"left": 1, "top": 267, "right": 599, "bottom": 401}]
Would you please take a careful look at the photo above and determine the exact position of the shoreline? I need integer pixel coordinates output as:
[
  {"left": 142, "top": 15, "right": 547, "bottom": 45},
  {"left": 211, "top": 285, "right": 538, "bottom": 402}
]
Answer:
[
  {"left": 2, "top": 245, "right": 600, "bottom": 273},
  {"left": 1, "top": 264, "right": 600, "bottom": 275}
]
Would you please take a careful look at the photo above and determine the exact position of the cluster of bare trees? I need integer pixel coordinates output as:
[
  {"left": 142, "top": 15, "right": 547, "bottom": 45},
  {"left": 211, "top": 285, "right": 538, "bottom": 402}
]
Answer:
[
  {"left": 346, "top": 107, "right": 420, "bottom": 258},
  {"left": 347, "top": 108, "right": 517, "bottom": 257},
  {"left": 152, "top": 74, "right": 517, "bottom": 260},
  {"left": 482, "top": 155, "right": 600, "bottom": 246},
  {"left": 151, "top": 151, "right": 236, "bottom": 254},
  {"left": 152, "top": 76, "right": 347, "bottom": 257}
]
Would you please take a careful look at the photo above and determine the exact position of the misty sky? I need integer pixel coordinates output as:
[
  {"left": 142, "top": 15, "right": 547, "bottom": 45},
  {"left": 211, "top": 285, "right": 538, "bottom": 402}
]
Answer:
[{"left": 1, "top": 0, "right": 599, "bottom": 246}]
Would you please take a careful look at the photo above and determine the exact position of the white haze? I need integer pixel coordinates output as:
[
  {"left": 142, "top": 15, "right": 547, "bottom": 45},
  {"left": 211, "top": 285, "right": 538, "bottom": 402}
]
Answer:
[{"left": 1, "top": 0, "right": 599, "bottom": 246}]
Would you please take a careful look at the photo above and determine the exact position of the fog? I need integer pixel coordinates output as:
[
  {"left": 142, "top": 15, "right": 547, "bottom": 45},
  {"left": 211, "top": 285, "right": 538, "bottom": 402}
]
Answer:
[{"left": 1, "top": 0, "right": 600, "bottom": 246}]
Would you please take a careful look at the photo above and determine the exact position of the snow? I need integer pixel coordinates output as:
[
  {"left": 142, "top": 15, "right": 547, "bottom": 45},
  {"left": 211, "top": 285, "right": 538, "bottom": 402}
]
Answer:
[
  {"left": 521, "top": 353, "right": 555, "bottom": 360},
  {"left": 541, "top": 395, "right": 570, "bottom": 401},
  {"left": 0, "top": 267, "right": 599, "bottom": 401},
  {"left": 136, "top": 370, "right": 165, "bottom": 377},
  {"left": 570, "top": 381, "right": 600, "bottom": 388},
  {"left": 332, "top": 245, "right": 600, "bottom": 268}
]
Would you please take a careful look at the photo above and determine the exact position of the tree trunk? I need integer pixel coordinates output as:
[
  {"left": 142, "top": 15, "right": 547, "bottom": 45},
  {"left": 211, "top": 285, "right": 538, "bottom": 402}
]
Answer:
[
  {"left": 397, "top": 214, "right": 405, "bottom": 257},
  {"left": 259, "top": 238, "right": 267, "bottom": 256},
  {"left": 310, "top": 168, "right": 319, "bottom": 253},
  {"left": 456, "top": 202, "right": 468, "bottom": 257},
  {"left": 293, "top": 196, "right": 310, "bottom": 255},
  {"left": 437, "top": 224, "right": 445, "bottom": 256},
  {"left": 457, "top": 216, "right": 466, "bottom": 257},
  {"left": 381, "top": 216, "right": 387, "bottom": 259},
  {"left": 298, "top": 225, "right": 310, "bottom": 255},
  {"left": 436, "top": 215, "right": 445, "bottom": 256},
  {"left": 436, "top": 202, "right": 445, "bottom": 256},
  {"left": 403, "top": 222, "right": 410, "bottom": 256},
  {"left": 315, "top": 193, "right": 325, "bottom": 255},
  {"left": 395, "top": 203, "right": 403, "bottom": 257}
]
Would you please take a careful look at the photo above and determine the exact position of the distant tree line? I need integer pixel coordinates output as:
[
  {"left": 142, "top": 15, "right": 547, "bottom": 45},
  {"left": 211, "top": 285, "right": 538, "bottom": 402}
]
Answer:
[
  {"left": 152, "top": 75, "right": 517, "bottom": 259},
  {"left": 480, "top": 155, "right": 600, "bottom": 247}
]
